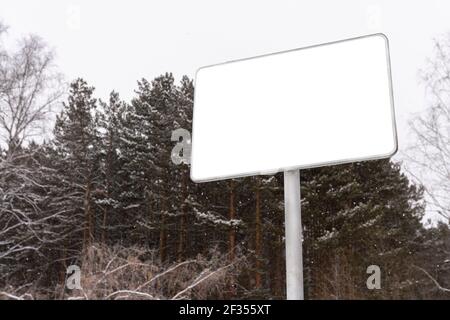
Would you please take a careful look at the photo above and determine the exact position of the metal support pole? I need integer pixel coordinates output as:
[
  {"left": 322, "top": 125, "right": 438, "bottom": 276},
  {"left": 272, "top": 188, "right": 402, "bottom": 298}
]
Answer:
[{"left": 284, "top": 169, "right": 304, "bottom": 300}]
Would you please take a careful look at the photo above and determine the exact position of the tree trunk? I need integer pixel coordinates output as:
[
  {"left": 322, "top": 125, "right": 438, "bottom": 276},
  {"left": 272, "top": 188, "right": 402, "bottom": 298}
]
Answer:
[
  {"left": 147, "top": 191, "right": 153, "bottom": 246},
  {"left": 159, "top": 198, "right": 167, "bottom": 262},
  {"left": 177, "top": 169, "right": 188, "bottom": 260},
  {"left": 102, "top": 139, "right": 112, "bottom": 244},
  {"left": 59, "top": 244, "right": 68, "bottom": 299},
  {"left": 255, "top": 179, "right": 262, "bottom": 289},
  {"left": 102, "top": 208, "right": 107, "bottom": 244},
  {"left": 275, "top": 233, "right": 284, "bottom": 297},
  {"left": 83, "top": 180, "right": 93, "bottom": 253},
  {"left": 227, "top": 180, "right": 237, "bottom": 298},
  {"left": 229, "top": 180, "right": 236, "bottom": 261}
]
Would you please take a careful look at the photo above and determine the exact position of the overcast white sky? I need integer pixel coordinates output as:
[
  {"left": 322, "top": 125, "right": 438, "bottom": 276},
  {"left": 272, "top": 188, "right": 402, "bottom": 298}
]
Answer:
[{"left": 0, "top": 0, "right": 449, "bottom": 221}]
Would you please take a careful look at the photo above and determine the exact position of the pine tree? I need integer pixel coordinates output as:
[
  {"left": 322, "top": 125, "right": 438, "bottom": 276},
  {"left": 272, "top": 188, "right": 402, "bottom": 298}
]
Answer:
[
  {"left": 52, "top": 78, "right": 100, "bottom": 257},
  {"left": 95, "top": 91, "right": 127, "bottom": 244},
  {"left": 414, "top": 222, "right": 450, "bottom": 298},
  {"left": 300, "top": 160, "right": 425, "bottom": 299}
]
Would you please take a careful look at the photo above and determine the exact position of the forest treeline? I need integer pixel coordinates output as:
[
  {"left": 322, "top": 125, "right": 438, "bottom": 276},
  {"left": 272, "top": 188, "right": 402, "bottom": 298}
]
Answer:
[
  {"left": 1, "top": 73, "right": 450, "bottom": 299},
  {"left": 1, "top": 20, "right": 450, "bottom": 299}
]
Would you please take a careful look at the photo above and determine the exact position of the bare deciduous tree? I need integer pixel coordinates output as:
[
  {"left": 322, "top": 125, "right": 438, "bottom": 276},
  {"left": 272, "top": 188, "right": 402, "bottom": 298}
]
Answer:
[
  {"left": 0, "top": 22, "right": 8, "bottom": 100},
  {"left": 406, "top": 34, "right": 450, "bottom": 222},
  {"left": 0, "top": 24, "right": 64, "bottom": 156}
]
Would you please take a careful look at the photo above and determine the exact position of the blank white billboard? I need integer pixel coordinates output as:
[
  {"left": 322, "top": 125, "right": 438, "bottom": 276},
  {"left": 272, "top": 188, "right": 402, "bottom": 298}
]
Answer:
[{"left": 191, "top": 34, "right": 397, "bottom": 182}]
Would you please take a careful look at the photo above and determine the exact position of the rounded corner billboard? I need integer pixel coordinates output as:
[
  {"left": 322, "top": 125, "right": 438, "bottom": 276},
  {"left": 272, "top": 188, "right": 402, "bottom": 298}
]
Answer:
[{"left": 191, "top": 34, "right": 397, "bottom": 183}]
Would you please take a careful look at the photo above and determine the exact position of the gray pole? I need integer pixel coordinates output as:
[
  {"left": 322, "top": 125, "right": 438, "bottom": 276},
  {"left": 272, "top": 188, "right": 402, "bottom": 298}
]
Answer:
[{"left": 284, "top": 169, "right": 304, "bottom": 300}]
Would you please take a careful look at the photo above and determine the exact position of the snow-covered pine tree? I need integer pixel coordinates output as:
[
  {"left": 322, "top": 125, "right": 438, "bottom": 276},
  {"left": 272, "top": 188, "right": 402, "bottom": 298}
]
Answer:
[
  {"left": 95, "top": 91, "right": 127, "bottom": 244},
  {"left": 147, "top": 74, "right": 180, "bottom": 262},
  {"left": 413, "top": 221, "right": 450, "bottom": 298},
  {"left": 52, "top": 78, "right": 100, "bottom": 257},
  {"left": 114, "top": 89, "right": 152, "bottom": 246},
  {"left": 300, "top": 159, "right": 425, "bottom": 299},
  {"left": 172, "top": 76, "right": 194, "bottom": 261}
]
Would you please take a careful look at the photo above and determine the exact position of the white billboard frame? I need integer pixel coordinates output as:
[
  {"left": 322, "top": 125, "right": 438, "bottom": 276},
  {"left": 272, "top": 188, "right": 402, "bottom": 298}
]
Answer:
[{"left": 190, "top": 33, "right": 398, "bottom": 183}]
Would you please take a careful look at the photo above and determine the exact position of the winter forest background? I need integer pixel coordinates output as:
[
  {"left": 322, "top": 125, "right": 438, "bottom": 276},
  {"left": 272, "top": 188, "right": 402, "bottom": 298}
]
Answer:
[{"left": 0, "top": 19, "right": 450, "bottom": 300}]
